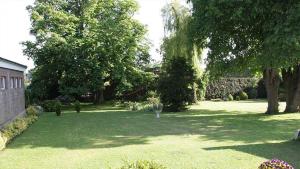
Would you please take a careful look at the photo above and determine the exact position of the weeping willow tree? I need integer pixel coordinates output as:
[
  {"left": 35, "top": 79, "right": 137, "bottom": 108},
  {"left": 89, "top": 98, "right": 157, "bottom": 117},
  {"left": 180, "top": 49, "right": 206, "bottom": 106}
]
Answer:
[{"left": 161, "top": 0, "right": 204, "bottom": 102}]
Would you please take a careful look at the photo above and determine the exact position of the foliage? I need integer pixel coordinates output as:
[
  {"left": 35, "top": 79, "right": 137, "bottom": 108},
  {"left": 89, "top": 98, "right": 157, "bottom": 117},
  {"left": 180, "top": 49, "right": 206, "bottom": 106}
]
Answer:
[
  {"left": 55, "top": 101, "right": 62, "bottom": 116},
  {"left": 189, "top": 0, "right": 300, "bottom": 114},
  {"left": 259, "top": 159, "right": 294, "bottom": 169},
  {"left": 205, "top": 78, "right": 257, "bottom": 100},
  {"left": 118, "top": 70, "right": 158, "bottom": 101},
  {"left": 0, "top": 132, "right": 5, "bottom": 150},
  {"left": 42, "top": 100, "right": 59, "bottom": 112},
  {"left": 74, "top": 100, "right": 80, "bottom": 113},
  {"left": 246, "top": 88, "right": 258, "bottom": 99},
  {"left": 158, "top": 57, "right": 196, "bottom": 112},
  {"left": 227, "top": 94, "right": 234, "bottom": 101},
  {"left": 161, "top": 1, "right": 204, "bottom": 103},
  {"left": 23, "top": 0, "right": 151, "bottom": 102},
  {"left": 189, "top": 0, "right": 300, "bottom": 75},
  {"left": 119, "top": 160, "right": 166, "bottom": 169},
  {"left": 239, "top": 92, "right": 248, "bottom": 100},
  {"left": 196, "top": 73, "right": 209, "bottom": 100},
  {"left": 26, "top": 106, "right": 39, "bottom": 116},
  {"left": 235, "top": 96, "right": 240, "bottom": 101},
  {"left": 0, "top": 115, "right": 38, "bottom": 149}
]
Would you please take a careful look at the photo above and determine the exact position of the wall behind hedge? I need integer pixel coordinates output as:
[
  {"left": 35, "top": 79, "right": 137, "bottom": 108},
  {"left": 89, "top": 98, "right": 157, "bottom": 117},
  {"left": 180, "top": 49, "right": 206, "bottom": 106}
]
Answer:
[{"left": 205, "top": 78, "right": 258, "bottom": 99}]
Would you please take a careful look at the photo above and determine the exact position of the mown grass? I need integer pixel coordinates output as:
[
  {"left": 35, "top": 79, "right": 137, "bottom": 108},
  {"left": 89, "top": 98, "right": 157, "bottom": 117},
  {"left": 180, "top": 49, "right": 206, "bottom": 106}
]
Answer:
[{"left": 0, "top": 101, "right": 299, "bottom": 169}]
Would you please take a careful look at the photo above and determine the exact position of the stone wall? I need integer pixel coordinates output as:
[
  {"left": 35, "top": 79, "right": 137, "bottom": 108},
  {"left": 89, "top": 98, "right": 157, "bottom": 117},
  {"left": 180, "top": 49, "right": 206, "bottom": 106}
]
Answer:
[{"left": 0, "top": 67, "right": 26, "bottom": 127}]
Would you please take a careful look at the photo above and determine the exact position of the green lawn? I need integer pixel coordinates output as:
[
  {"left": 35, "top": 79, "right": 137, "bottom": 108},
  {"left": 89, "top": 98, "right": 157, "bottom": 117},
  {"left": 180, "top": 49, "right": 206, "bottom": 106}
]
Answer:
[{"left": 0, "top": 101, "right": 299, "bottom": 169}]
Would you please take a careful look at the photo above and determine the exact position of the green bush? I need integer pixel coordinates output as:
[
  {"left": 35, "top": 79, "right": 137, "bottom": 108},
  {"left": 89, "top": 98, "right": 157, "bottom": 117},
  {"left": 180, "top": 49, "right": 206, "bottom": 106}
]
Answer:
[
  {"left": 74, "top": 100, "right": 81, "bottom": 113},
  {"left": 131, "top": 102, "right": 140, "bottom": 111},
  {"left": 42, "top": 100, "right": 59, "bottom": 112},
  {"left": 206, "top": 78, "right": 257, "bottom": 100},
  {"left": 0, "top": 115, "right": 38, "bottom": 147},
  {"left": 26, "top": 106, "right": 38, "bottom": 116},
  {"left": 55, "top": 101, "right": 62, "bottom": 116},
  {"left": 0, "top": 132, "right": 6, "bottom": 150},
  {"left": 239, "top": 91, "right": 248, "bottom": 100},
  {"left": 227, "top": 94, "right": 234, "bottom": 101},
  {"left": 119, "top": 160, "right": 166, "bottom": 169},
  {"left": 158, "top": 57, "right": 196, "bottom": 112},
  {"left": 235, "top": 96, "right": 240, "bottom": 101}
]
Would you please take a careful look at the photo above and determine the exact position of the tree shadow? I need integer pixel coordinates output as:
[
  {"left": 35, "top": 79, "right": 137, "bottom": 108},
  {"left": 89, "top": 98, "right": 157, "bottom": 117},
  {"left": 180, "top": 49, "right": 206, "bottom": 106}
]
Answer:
[{"left": 204, "top": 141, "right": 300, "bottom": 168}]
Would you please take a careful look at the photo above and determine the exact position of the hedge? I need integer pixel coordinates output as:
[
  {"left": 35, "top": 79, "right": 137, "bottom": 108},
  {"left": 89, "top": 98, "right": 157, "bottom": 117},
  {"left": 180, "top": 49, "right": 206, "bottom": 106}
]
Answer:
[
  {"left": 205, "top": 78, "right": 258, "bottom": 100},
  {"left": 0, "top": 106, "right": 40, "bottom": 150}
]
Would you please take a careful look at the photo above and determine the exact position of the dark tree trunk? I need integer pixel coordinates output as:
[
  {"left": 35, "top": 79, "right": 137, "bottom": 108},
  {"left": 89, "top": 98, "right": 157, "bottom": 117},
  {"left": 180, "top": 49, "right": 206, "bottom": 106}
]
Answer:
[
  {"left": 287, "top": 65, "right": 300, "bottom": 113},
  {"left": 282, "top": 67, "right": 298, "bottom": 112},
  {"left": 94, "top": 89, "right": 104, "bottom": 105},
  {"left": 264, "top": 68, "right": 280, "bottom": 114}
]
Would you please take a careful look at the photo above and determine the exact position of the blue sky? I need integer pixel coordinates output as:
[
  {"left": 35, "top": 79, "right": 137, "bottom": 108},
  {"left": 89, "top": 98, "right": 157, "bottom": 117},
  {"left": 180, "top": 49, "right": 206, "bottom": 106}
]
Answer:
[{"left": 0, "top": 0, "right": 176, "bottom": 70}]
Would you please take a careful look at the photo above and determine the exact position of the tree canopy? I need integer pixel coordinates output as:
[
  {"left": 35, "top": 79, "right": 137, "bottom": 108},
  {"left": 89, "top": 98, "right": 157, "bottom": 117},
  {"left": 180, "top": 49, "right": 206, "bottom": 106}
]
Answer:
[{"left": 23, "top": 0, "right": 151, "bottom": 102}]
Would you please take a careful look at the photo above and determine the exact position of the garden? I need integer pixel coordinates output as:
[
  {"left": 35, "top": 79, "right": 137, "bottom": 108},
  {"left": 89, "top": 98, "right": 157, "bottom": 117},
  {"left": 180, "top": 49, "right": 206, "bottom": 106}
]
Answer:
[{"left": 1, "top": 0, "right": 300, "bottom": 169}]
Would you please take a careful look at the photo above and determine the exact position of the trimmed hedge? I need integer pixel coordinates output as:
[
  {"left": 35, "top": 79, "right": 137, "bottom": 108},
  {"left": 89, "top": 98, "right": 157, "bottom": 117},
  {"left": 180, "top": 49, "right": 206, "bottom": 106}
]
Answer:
[
  {"left": 205, "top": 78, "right": 258, "bottom": 100},
  {"left": 0, "top": 114, "right": 38, "bottom": 150}
]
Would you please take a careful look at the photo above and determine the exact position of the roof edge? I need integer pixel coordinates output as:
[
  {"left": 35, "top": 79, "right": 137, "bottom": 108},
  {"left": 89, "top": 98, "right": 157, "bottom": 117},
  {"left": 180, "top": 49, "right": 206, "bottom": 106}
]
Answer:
[{"left": 0, "top": 57, "right": 28, "bottom": 69}]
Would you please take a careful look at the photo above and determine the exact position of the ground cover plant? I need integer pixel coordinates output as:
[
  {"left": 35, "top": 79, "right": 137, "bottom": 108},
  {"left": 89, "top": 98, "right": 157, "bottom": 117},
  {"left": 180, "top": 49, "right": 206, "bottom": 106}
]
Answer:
[{"left": 0, "top": 101, "right": 299, "bottom": 169}]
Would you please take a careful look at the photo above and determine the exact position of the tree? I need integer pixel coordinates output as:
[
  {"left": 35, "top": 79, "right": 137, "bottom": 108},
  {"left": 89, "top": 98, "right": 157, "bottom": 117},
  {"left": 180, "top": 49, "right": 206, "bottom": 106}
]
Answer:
[
  {"left": 23, "top": 0, "right": 150, "bottom": 103},
  {"left": 161, "top": 0, "right": 203, "bottom": 103},
  {"left": 158, "top": 57, "right": 196, "bottom": 112},
  {"left": 189, "top": 0, "right": 300, "bottom": 114}
]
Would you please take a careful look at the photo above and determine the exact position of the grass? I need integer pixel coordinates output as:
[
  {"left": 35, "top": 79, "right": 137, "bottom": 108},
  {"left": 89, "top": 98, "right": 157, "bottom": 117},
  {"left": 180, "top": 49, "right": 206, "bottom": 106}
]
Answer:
[{"left": 0, "top": 101, "right": 299, "bottom": 169}]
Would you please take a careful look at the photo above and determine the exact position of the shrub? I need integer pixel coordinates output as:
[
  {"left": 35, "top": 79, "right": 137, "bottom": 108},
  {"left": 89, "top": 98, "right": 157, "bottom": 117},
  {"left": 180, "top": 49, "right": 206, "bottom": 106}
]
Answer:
[
  {"left": 239, "top": 91, "right": 248, "bottom": 100},
  {"left": 227, "top": 94, "right": 234, "bottom": 101},
  {"left": 0, "top": 115, "right": 38, "bottom": 148},
  {"left": 131, "top": 102, "right": 140, "bottom": 111},
  {"left": 259, "top": 159, "right": 294, "bottom": 169},
  {"left": 205, "top": 78, "right": 257, "bottom": 100},
  {"left": 42, "top": 100, "right": 59, "bottom": 112},
  {"left": 147, "top": 97, "right": 160, "bottom": 105},
  {"left": 119, "top": 160, "right": 166, "bottom": 169},
  {"left": 158, "top": 57, "right": 196, "bottom": 112},
  {"left": 246, "top": 88, "right": 258, "bottom": 99},
  {"left": 74, "top": 100, "right": 81, "bottom": 113},
  {"left": 235, "top": 96, "right": 240, "bottom": 101},
  {"left": 26, "top": 106, "right": 38, "bottom": 116},
  {"left": 55, "top": 101, "right": 62, "bottom": 116}
]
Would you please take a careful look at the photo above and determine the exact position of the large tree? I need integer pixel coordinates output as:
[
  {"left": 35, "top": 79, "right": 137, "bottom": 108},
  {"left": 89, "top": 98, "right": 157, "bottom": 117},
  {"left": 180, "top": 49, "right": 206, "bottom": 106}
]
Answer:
[
  {"left": 189, "top": 0, "right": 300, "bottom": 114},
  {"left": 23, "top": 0, "right": 150, "bottom": 103}
]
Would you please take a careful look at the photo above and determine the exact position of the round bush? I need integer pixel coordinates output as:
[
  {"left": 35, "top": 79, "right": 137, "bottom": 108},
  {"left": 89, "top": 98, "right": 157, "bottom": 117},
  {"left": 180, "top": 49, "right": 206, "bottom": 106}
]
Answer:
[
  {"left": 239, "top": 91, "right": 248, "bottom": 100},
  {"left": 55, "top": 101, "right": 62, "bottom": 116},
  {"left": 235, "top": 96, "right": 240, "bottom": 101},
  {"left": 227, "top": 94, "right": 234, "bottom": 101}
]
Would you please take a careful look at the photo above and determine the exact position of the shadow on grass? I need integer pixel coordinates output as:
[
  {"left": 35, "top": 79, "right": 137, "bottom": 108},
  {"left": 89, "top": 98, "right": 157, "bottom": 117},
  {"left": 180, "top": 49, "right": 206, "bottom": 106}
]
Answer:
[
  {"left": 6, "top": 104, "right": 300, "bottom": 167},
  {"left": 204, "top": 141, "right": 300, "bottom": 168}
]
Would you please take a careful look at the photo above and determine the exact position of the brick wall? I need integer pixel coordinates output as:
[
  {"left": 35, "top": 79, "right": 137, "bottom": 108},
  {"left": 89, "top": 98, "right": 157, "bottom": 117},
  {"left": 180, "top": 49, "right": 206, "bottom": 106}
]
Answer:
[{"left": 0, "top": 67, "right": 26, "bottom": 127}]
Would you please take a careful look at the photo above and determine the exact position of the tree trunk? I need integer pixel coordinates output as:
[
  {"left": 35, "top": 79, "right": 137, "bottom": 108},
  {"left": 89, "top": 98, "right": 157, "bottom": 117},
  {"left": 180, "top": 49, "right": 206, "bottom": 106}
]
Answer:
[
  {"left": 282, "top": 67, "right": 298, "bottom": 112},
  {"left": 94, "top": 89, "right": 104, "bottom": 105},
  {"left": 192, "top": 82, "right": 198, "bottom": 103},
  {"left": 264, "top": 68, "right": 280, "bottom": 114}
]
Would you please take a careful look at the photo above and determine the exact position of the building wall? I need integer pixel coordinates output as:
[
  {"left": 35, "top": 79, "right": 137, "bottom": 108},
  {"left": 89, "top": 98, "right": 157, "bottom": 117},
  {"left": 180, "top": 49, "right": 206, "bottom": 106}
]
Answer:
[{"left": 0, "top": 67, "right": 25, "bottom": 127}]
